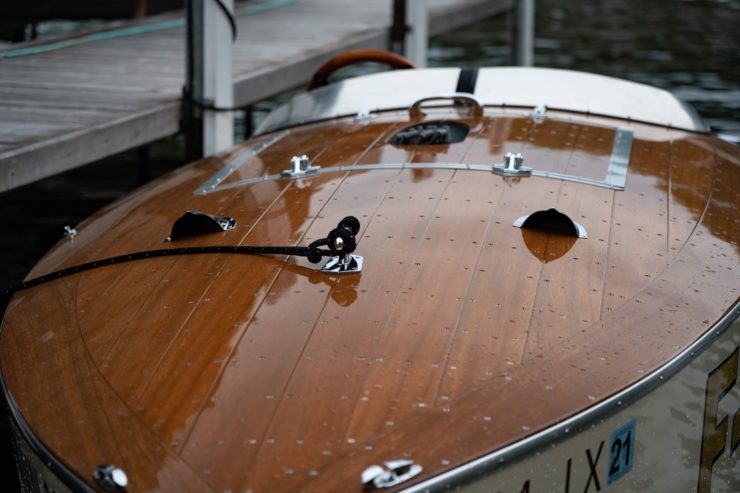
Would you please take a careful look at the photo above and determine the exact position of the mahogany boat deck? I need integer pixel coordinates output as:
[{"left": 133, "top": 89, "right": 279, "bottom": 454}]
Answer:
[{"left": 1, "top": 95, "right": 738, "bottom": 491}]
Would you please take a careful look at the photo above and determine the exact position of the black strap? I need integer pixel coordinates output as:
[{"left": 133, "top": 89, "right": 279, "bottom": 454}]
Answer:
[{"left": 455, "top": 68, "right": 479, "bottom": 94}]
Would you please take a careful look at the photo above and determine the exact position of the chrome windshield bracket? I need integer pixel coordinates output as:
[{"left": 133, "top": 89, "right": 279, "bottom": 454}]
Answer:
[
  {"left": 604, "top": 126, "right": 633, "bottom": 189},
  {"left": 362, "top": 460, "right": 422, "bottom": 489},
  {"left": 282, "top": 154, "right": 320, "bottom": 179},
  {"left": 321, "top": 254, "right": 363, "bottom": 274},
  {"left": 492, "top": 152, "right": 532, "bottom": 177}
]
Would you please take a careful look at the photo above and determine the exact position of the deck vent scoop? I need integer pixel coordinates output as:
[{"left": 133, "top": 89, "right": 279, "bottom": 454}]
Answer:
[
  {"left": 168, "top": 210, "right": 236, "bottom": 241},
  {"left": 389, "top": 121, "right": 469, "bottom": 145},
  {"left": 513, "top": 208, "right": 588, "bottom": 239}
]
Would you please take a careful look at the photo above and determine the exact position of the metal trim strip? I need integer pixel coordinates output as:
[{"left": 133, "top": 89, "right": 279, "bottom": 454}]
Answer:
[
  {"left": 530, "top": 170, "right": 620, "bottom": 190},
  {"left": 605, "top": 126, "right": 633, "bottom": 189},
  {"left": 193, "top": 131, "right": 287, "bottom": 195},
  {"left": 197, "top": 161, "right": 629, "bottom": 191},
  {"left": 401, "top": 302, "right": 740, "bottom": 492}
]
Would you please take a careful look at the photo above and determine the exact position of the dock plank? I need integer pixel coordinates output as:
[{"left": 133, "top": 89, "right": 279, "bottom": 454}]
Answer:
[{"left": 0, "top": 0, "right": 514, "bottom": 192}]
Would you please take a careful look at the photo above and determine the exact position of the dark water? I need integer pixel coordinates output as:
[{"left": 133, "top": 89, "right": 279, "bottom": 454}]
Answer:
[
  {"left": 0, "top": 0, "right": 739, "bottom": 488},
  {"left": 429, "top": 0, "right": 740, "bottom": 138}
]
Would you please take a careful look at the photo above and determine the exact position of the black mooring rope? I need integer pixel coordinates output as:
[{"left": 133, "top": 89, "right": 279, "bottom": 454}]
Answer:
[{"left": 2, "top": 217, "right": 360, "bottom": 299}]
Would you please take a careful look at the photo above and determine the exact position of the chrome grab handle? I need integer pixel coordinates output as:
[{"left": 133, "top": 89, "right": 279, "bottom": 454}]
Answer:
[{"left": 409, "top": 93, "right": 484, "bottom": 119}]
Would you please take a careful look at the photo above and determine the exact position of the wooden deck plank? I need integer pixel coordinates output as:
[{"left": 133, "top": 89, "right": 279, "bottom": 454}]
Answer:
[
  {"left": 522, "top": 123, "right": 616, "bottom": 357},
  {"left": 0, "top": 105, "right": 131, "bottom": 122},
  {"left": 0, "top": 102, "right": 181, "bottom": 191},
  {"left": 599, "top": 129, "right": 670, "bottom": 317},
  {"left": 0, "top": 0, "right": 513, "bottom": 192},
  {"left": 236, "top": 160, "right": 464, "bottom": 489},
  {"left": 0, "top": 68, "right": 184, "bottom": 86},
  {"left": 437, "top": 117, "right": 581, "bottom": 400},
  {"left": 667, "top": 133, "right": 716, "bottom": 259},
  {"left": 182, "top": 148, "right": 414, "bottom": 492},
  {"left": 126, "top": 123, "right": 382, "bottom": 463},
  {"left": 522, "top": 182, "right": 614, "bottom": 358},
  {"left": 3, "top": 57, "right": 185, "bottom": 75},
  {"left": 91, "top": 126, "right": 360, "bottom": 408}
]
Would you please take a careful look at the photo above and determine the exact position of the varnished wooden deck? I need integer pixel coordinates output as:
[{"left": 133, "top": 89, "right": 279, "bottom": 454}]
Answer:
[
  {"left": 2, "top": 106, "right": 737, "bottom": 491},
  {"left": 0, "top": 0, "right": 514, "bottom": 192}
]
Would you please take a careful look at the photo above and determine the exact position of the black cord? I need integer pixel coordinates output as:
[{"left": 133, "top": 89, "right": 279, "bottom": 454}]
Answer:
[
  {"left": 182, "top": 86, "right": 246, "bottom": 112},
  {"left": 181, "top": 0, "right": 239, "bottom": 112},
  {"left": 2, "top": 217, "right": 361, "bottom": 298},
  {"left": 214, "top": 0, "right": 238, "bottom": 41},
  {"left": 181, "top": 0, "right": 240, "bottom": 112}
]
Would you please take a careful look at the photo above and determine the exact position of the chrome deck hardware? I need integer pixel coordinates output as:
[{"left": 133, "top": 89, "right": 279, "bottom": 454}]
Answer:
[
  {"left": 356, "top": 108, "right": 372, "bottom": 121},
  {"left": 492, "top": 152, "right": 532, "bottom": 177},
  {"left": 93, "top": 464, "right": 128, "bottom": 491},
  {"left": 362, "top": 459, "right": 422, "bottom": 489},
  {"left": 63, "top": 225, "right": 77, "bottom": 238},
  {"left": 530, "top": 104, "right": 547, "bottom": 122},
  {"left": 194, "top": 131, "right": 287, "bottom": 195},
  {"left": 409, "top": 93, "right": 484, "bottom": 119},
  {"left": 282, "top": 154, "right": 320, "bottom": 179},
  {"left": 605, "top": 127, "right": 633, "bottom": 189},
  {"left": 320, "top": 220, "right": 363, "bottom": 273},
  {"left": 321, "top": 253, "right": 363, "bottom": 274}
]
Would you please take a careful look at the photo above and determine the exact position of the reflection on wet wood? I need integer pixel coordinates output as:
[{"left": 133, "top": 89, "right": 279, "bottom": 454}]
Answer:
[{"left": 2, "top": 112, "right": 737, "bottom": 492}]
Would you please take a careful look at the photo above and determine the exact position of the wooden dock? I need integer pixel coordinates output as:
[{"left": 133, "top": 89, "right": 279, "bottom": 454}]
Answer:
[{"left": 0, "top": 0, "right": 514, "bottom": 193}]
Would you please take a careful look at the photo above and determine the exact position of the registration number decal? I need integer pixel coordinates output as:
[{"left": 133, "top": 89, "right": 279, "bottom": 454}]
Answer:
[{"left": 607, "top": 419, "right": 636, "bottom": 484}]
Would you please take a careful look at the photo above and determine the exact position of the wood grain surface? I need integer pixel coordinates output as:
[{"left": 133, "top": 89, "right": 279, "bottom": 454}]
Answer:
[
  {"left": 1, "top": 109, "right": 737, "bottom": 492},
  {"left": 0, "top": 0, "right": 514, "bottom": 192}
]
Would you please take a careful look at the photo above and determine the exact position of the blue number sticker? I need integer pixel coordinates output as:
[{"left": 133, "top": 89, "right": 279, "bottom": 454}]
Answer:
[{"left": 607, "top": 419, "right": 636, "bottom": 484}]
